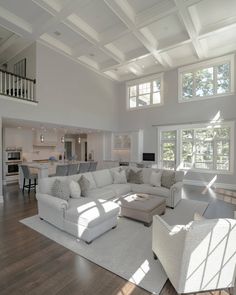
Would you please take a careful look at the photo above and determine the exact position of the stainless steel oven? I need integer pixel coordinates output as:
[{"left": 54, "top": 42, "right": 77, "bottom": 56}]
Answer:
[
  {"left": 5, "top": 148, "right": 22, "bottom": 161},
  {"left": 6, "top": 163, "right": 20, "bottom": 175}
]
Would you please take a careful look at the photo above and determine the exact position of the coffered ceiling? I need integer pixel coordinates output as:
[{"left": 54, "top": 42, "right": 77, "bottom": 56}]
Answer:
[{"left": 0, "top": 0, "right": 236, "bottom": 81}]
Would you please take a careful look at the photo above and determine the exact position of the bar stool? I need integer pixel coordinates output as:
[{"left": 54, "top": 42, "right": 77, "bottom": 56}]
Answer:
[
  {"left": 68, "top": 163, "right": 79, "bottom": 175},
  {"left": 50, "top": 165, "right": 68, "bottom": 177},
  {"left": 21, "top": 165, "right": 38, "bottom": 195},
  {"left": 88, "top": 161, "right": 98, "bottom": 172},
  {"left": 78, "top": 162, "right": 90, "bottom": 174}
]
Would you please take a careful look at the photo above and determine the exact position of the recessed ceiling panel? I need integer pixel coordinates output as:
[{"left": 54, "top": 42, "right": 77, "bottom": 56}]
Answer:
[
  {"left": 0, "top": 0, "right": 52, "bottom": 25},
  {"left": 199, "top": 26, "right": 236, "bottom": 56},
  {"left": 165, "top": 43, "right": 197, "bottom": 67},
  {"left": 73, "top": 0, "right": 126, "bottom": 34},
  {"left": 188, "top": 0, "right": 236, "bottom": 34},
  {"left": 47, "top": 23, "right": 92, "bottom": 50},
  {"left": 127, "top": 0, "right": 163, "bottom": 14},
  {"left": 82, "top": 47, "right": 115, "bottom": 65},
  {"left": 141, "top": 14, "right": 189, "bottom": 49},
  {"left": 110, "top": 33, "right": 149, "bottom": 57}
]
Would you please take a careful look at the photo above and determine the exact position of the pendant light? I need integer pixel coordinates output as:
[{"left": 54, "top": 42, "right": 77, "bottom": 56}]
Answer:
[
  {"left": 61, "top": 136, "right": 65, "bottom": 143},
  {"left": 40, "top": 134, "right": 44, "bottom": 143}
]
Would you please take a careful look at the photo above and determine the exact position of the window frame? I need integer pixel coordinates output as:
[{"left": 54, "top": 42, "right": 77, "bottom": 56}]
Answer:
[
  {"left": 178, "top": 54, "right": 235, "bottom": 103},
  {"left": 157, "top": 121, "right": 234, "bottom": 174},
  {"left": 126, "top": 73, "right": 164, "bottom": 111}
]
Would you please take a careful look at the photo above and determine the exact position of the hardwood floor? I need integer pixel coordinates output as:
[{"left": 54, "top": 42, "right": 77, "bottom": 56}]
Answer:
[{"left": 0, "top": 184, "right": 235, "bottom": 295}]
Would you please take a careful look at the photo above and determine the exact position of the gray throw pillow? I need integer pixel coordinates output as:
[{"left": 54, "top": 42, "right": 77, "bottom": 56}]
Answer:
[
  {"left": 161, "top": 170, "right": 175, "bottom": 189},
  {"left": 127, "top": 169, "right": 143, "bottom": 184},
  {"left": 78, "top": 175, "right": 90, "bottom": 197},
  {"left": 51, "top": 179, "right": 70, "bottom": 200}
]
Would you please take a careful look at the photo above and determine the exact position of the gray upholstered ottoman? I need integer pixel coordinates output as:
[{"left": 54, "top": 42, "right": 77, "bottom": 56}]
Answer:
[{"left": 118, "top": 193, "right": 166, "bottom": 227}]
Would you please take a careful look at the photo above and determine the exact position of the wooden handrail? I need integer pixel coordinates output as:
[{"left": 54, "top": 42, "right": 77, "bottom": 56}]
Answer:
[{"left": 0, "top": 69, "right": 36, "bottom": 83}]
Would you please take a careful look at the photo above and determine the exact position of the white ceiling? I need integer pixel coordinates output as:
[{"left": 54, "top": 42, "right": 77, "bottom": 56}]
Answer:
[{"left": 0, "top": 0, "right": 236, "bottom": 81}]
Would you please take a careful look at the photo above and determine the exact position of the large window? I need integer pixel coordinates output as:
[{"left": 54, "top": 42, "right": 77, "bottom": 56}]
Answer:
[
  {"left": 159, "top": 122, "right": 234, "bottom": 173},
  {"left": 178, "top": 55, "right": 234, "bottom": 102},
  {"left": 127, "top": 74, "right": 163, "bottom": 110}
]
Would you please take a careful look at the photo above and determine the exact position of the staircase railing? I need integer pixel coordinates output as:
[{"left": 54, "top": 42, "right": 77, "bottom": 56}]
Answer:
[{"left": 0, "top": 69, "right": 37, "bottom": 103}]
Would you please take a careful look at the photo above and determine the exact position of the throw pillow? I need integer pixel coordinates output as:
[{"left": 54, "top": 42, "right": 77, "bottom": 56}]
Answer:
[
  {"left": 69, "top": 180, "right": 81, "bottom": 198},
  {"left": 161, "top": 170, "right": 176, "bottom": 189},
  {"left": 150, "top": 171, "right": 162, "bottom": 187},
  {"left": 51, "top": 179, "right": 70, "bottom": 200},
  {"left": 127, "top": 169, "right": 143, "bottom": 184},
  {"left": 78, "top": 175, "right": 90, "bottom": 197},
  {"left": 113, "top": 170, "right": 127, "bottom": 184}
]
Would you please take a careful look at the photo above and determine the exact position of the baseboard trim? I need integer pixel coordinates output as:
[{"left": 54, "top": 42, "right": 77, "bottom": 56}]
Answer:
[
  {"left": 0, "top": 195, "right": 3, "bottom": 203},
  {"left": 183, "top": 179, "right": 236, "bottom": 190}
]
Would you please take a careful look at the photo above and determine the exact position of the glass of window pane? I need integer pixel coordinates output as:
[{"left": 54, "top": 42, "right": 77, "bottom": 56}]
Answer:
[
  {"left": 182, "top": 129, "right": 194, "bottom": 139},
  {"left": 162, "top": 142, "right": 175, "bottom": 170},
  {"left": 195, "top": 67, "right": 214, "bottom": 97},
  {"left": 216, "top": 140, "right": 229, "bottom": 156},
  {"left": 129, "top": 97, "right": 136, "bottom": 108},
  {"left": 216, "top": 156, "right": 229, "bottom": 170},
  {"left": 195, "top": 128, "right": 213, "bottom": 140},
  {"left": 182, "top": 72, "right": 193, "bottom": 100},
  {"left": 129, "top": 85, "right": 137, "bottom": 97},
  {"left": 217, "top": 63, "right": 230, "bottom": 94},
  {"left": 153, "top": 80, "right": 160, "bottom": 92},
  {"left": 214, "top": 127, "right": 230, "bottom": 139},
  {"left": 153, "top": 92, "right": 161, "bottom": 104},
  {"left": 161, "top": 131, "right": 176, "bottom": 140},
  {"left": 138, "top": 94, "right": 150, "bottom": 106},
  {"left": 139, "top": 83, "right": 151, "bottom": 95},
  {"left": 182, "top": 141, "right": 193, "bottom": 168}
]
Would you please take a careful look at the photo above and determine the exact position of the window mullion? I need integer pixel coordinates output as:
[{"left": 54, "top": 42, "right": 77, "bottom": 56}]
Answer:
[
  {"left": 213, "top": 66, "right": 217, "bottom": 96},
  {"left": 193, "top": 71, "right": 196, "bottom": 99}
]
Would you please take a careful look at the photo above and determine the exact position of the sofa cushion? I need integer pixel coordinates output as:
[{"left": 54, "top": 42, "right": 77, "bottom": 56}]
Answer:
[
  {"left": 38, "top": 176, "right": 68, "bottom": 195},
  {"left": 69, "top": 180, "right": 81, "bottom": 198},
  {"left": 127, "top": 169, "right": 143, "bottom": 184},
  {"left": 92, "top": 169, "right": 113, "bottom": 188},
  {"left": 131, "top": 183, "right": 169, "bottom": 198},
  {"left": 86, "top": 187, "right": 116, "bottom": 200},
  {"left": 81, "top": 172, "right": 96, "bottom": 189},
  {"left": 106, "top": 183, "right": 131, "bottom": 196},
  {"left": 161, "top": 170, "right": 176, "bottom": 189},
  {"left": 78, "top": 175, "right": 90, "bottom": 197},
  {"left": 51, "top": 179, "right": 70, "bottom": 200},
  {"left": 65, "top": 199, "right": 119, "bottom": 228},
  {"left": 142, "top": 168, "right": 155, "bottom": 184},
  {"left": 150, "top": 171, "right": 162, "bottom": 187},
  {"left": 112, "top": 170, "right": 127, "bottom": 184}
]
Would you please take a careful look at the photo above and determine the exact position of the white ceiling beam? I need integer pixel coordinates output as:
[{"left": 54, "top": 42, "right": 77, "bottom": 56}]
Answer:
[
  {"left": 40, "top": 34, "right": 72, "bottom": 55},
  {"left": 32, "top": 0, "right": 89, "bottom": 38},
  {"left": 128, "top": 64, "right": 143, "bottom": 76},
  {"left": 135, "top": 0, "right": 177, "bottom": 28},
  {"left": 174, "top": 0, "right": 206, "bottom": 59},
  {"left": 0, "top": 6, "right": 32, "bottom": 37}
]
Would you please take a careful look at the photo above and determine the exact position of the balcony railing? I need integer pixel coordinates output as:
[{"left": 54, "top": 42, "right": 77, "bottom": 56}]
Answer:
[{"left": 0, "top": 69, "right": 37, "bottom": 103}]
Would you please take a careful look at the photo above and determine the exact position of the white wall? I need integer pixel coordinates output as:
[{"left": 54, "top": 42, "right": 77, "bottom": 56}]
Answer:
[
  {"left": 0, "top": 117, "right": 3, "bottom": 201},
  {"left": 118, "top": 65, "right": 236, "bottom": 187},
  {"left": 0, "top": 42, "right": 119, "bottom": 131},
  {"left": 7, "top": 42, "right": 36, "bottom": 80}
]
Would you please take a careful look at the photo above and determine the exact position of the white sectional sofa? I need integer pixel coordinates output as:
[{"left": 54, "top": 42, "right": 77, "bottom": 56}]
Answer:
[{"left": 36, "top": 167, "right": 184, "bottom": 243}]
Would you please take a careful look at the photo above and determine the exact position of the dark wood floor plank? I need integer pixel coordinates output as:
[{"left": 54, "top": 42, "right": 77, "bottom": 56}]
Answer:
[{"left": 0, "top": 184, "right": 234, "bottom": 295}]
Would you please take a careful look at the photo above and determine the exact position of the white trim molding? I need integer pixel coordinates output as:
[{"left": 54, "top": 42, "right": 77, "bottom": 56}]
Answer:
[
  {"left": 178, "top": 54, "right": 235, "bottom": 103},
  {"left": 184, "top": 179, "right": 236, "bottom": 191}
]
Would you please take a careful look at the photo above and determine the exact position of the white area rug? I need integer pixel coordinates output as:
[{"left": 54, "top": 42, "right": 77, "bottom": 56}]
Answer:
[{"left": 20, "top": 199, "right": 208, "bottom": 294}]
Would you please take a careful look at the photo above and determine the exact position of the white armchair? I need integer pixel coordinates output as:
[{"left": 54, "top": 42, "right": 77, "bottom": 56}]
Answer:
[{"left": 152, "top": 215, "right": 236, "bottom": 294}]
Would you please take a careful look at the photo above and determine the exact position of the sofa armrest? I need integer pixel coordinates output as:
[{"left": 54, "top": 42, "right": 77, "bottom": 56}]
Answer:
[
  {"left": 36, "top": 193, "right": 69, "bottom": 211},
  {"left": 152, "top": 215, "right": 187, "bottom": 292},
  {"left": 170, "top": 181, "right": 183, "bottom": 193},
  {"left": 168, "top": 181, "right": 183, "bottom": 208}
]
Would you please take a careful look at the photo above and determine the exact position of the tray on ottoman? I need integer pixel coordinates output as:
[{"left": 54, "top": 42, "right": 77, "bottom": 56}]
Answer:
[{"left": 117, "top": 193, "right": 166, "bottom": 227}]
